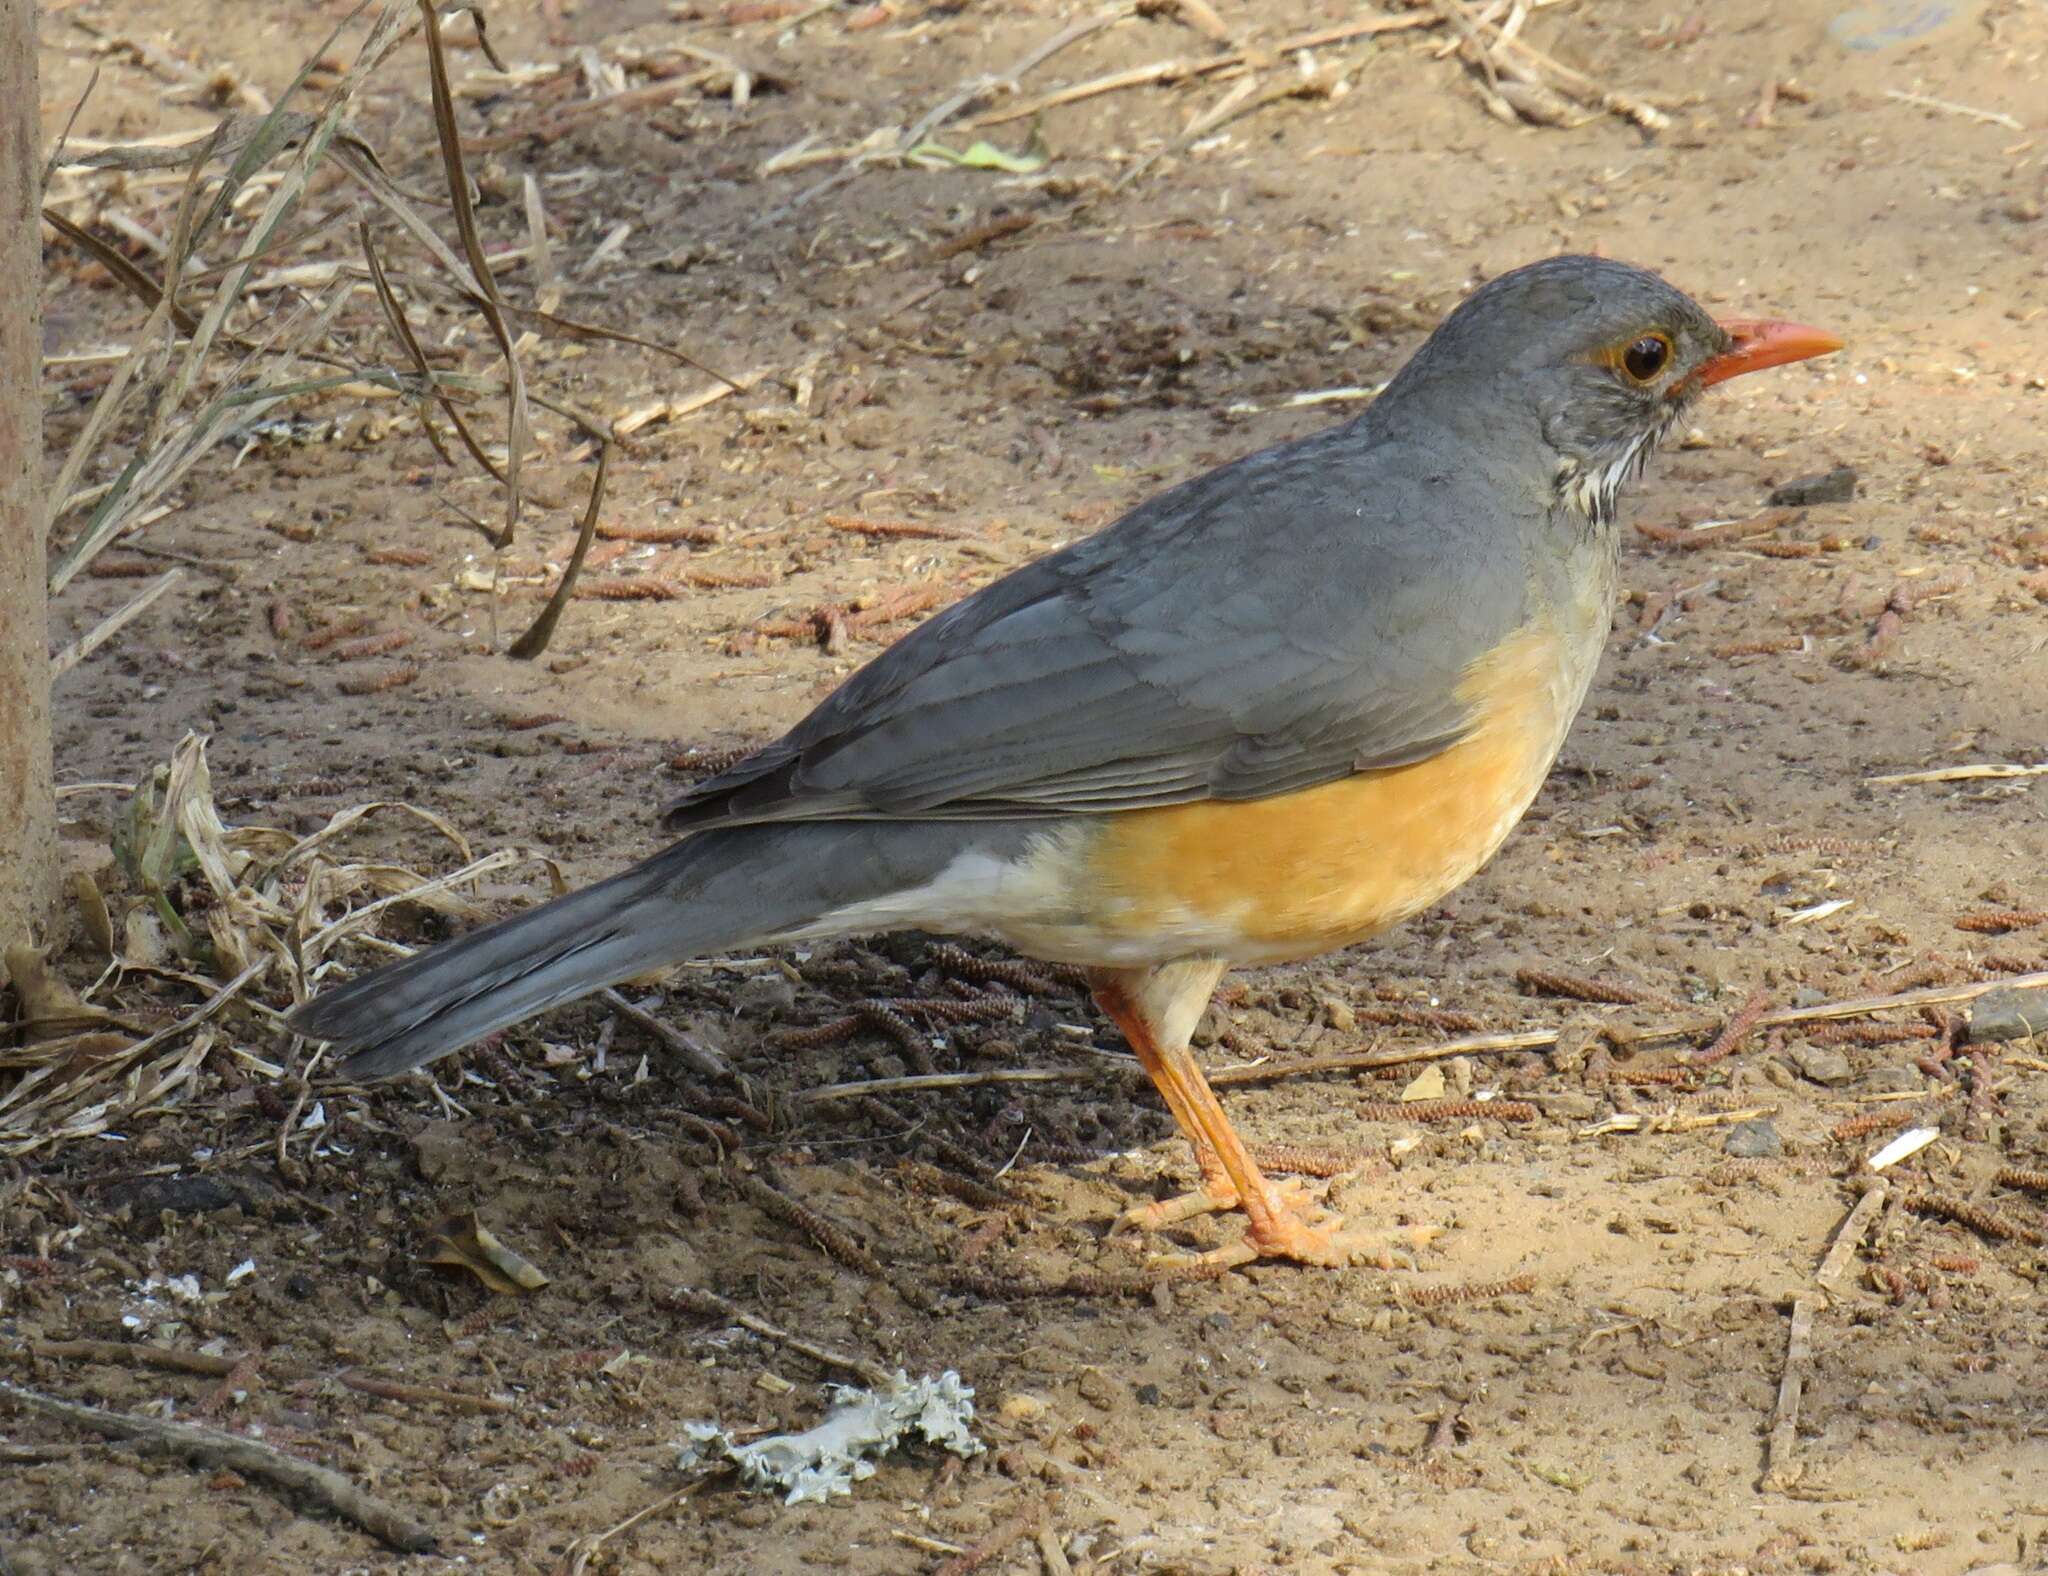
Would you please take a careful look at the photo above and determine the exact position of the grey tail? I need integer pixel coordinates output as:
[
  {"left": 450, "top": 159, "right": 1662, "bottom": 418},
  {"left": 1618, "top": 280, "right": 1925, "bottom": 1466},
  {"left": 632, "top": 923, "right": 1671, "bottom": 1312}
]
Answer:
[{"left": 287, "top": 821, "right": 1009, "bottom": 1082}]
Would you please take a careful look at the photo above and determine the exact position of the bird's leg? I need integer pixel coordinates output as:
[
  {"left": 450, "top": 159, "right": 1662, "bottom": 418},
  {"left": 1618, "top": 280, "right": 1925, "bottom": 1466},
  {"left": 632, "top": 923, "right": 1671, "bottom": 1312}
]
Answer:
[{"left": 1089, "top": 963, "right": 1436, "bottom": 1270}]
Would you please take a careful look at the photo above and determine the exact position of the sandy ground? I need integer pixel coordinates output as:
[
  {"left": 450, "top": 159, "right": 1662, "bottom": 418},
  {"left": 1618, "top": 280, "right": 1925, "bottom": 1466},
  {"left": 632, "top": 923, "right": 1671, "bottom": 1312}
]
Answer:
[{"left": 8, "top": 0, "right": 2048, "bottom": 1571}]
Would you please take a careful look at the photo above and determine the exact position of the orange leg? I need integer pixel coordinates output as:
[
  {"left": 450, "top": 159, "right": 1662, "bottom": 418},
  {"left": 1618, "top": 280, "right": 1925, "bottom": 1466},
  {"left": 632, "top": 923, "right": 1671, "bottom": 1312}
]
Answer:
[{"left": 1090, "top": 962, "right": 1436, "bottom": 1270}]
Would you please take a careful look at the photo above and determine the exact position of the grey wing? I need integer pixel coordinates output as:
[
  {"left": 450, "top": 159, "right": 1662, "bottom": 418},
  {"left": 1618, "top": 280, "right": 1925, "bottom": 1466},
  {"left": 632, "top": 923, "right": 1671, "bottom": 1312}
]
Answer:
[{"left": 665, "top": 419, "right": 1531, "bottom": 831}]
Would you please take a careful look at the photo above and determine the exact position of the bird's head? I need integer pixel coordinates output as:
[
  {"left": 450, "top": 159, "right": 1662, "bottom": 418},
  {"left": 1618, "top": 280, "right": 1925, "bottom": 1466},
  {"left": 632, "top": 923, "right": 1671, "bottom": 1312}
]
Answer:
[{"left": 1380, "top": 255, "right": 1842, "bottom": 526}]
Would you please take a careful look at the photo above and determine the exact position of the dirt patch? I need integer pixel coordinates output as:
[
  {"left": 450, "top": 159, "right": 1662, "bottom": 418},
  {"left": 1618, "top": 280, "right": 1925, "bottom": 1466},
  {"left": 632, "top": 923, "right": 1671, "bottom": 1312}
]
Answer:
[{"left": 9, "top": 1, "right": 2048, "bottom": 1572}]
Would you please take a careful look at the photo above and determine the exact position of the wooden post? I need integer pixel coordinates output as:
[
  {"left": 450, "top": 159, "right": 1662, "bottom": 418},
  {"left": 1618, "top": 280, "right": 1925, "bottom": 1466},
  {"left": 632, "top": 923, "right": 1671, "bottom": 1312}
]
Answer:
[{"left": 0, "top": 0, "right": 59, "bottom": 955}]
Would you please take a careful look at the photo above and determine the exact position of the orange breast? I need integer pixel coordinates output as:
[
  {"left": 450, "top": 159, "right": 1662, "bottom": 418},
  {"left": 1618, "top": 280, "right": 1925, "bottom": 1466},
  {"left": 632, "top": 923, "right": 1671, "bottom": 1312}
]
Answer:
[{"left": 1074, "top": 622, "right": 1576, "bottom": 963}]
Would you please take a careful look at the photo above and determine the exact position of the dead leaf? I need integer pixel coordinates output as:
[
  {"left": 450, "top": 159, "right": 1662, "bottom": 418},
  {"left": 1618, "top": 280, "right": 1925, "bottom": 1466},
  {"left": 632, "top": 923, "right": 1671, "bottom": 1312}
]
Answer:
[
  {"left": 3, "top": 946, "right": 119, "bottom": 1041},
  {"left": 73, "top": 873, "right": 115, "bottom": 957},
  {"left": 424, "top": 1210, "right": 549, "bottom": 1294}
]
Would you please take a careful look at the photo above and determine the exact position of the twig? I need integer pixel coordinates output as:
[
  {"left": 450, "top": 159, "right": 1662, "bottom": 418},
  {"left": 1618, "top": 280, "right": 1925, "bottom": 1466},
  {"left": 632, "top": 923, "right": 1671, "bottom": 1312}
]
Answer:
[
  {"left": 558, "top": 1480, "right": 711, "bottom": 1576},
  {"left": 1869, "top": 762, "right": 2048, "bottom": 786},
  {"left": 1207, "top": 1030, "right": 1558, "bottom": 1087},
  {"left": 0, "top": 1379, "right": 437, "bottom": 1552},
  {"left": 811, "top": 971, "right": 2048, "bottom": 1102},
  {"left": 598, "top": 988, "right": 735, "bottom": 1081},
  {"left": 972, "top": 11, "right": 1437, "bottom": 128},
  {"left": 668, "top": 1286, "right": 894, "bottom": 1387},
  {"left": 801, "top": 1066, "right": 1119, "bottom": 1103},
  {"left": 1884, "top": 88, "right": 2023, "bottom": 130},
  {"left": 1814, "top": 1185, "right": 1886, "bottom": 1290},
  {"left": 337, "top": 1371, "right": 513, "bottom": 1415},
  {"left": 16, "top": 1339, "right": 239, "bottom": 1376},
  {"left": 1760, "top": 1298, "right": 1816, "bottom": 1490}
]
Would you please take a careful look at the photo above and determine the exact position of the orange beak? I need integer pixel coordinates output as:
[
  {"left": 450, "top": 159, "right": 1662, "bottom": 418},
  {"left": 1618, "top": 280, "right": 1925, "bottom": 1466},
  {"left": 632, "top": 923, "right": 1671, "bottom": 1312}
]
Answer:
[{"left": 1697, "top": 319, "right": 1844, "bottom": 387}]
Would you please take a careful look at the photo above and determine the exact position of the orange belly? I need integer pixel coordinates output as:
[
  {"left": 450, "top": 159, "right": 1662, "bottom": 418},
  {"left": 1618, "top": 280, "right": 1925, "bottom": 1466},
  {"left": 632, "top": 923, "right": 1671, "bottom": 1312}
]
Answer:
[{"left": 1071, "top": 622, "right": 1575, "bottom": 963}]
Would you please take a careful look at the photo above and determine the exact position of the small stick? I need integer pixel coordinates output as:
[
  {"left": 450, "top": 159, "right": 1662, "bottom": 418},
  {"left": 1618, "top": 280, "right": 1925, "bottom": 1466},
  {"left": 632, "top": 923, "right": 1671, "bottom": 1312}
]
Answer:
[
  {"left": 1634, "top": 510, "right": 1794, "bottom": 550},
  {"left": 337, "top": 1371, "right": 512, "bottom": 1415},
  {"left": 559, "top": 1482, "right": 709, "bottom": 1576},
  {"left": 599, "top": 988, "right": 734, "bottom": 1081},
  {"left": 971, "top": 12, "right": 1437, "bottom": 128},
  {"left": 17, "top": 1338, "right": 239, "bottom": 1376},
  {"left": 1870, "top": 762, "right": 2048, "bottom": 786},
  {"left": 0, "top": 1379, "right": 437, "bottom": 1552},
  {"left": 1760, "top": 1297, "right": 1816, "bottom": 1490},
  {"left": 50, "top": 568, "right": 184, "bottom": 676},
  {"left": 802, "top": 1066, "right": 1115, "bottom": 1103},
  {"left": 1209, "top": 1030, "right": 1560, "bottom": 1087},
  {"left": 1357, "top": 1097, "right": 1539, "bottom": 1124},
  {"left": 1883, "top": 88, "right": 2023, "bottom": 130},
  {"left": 668, "top": 1285, "right": 894, "bottom": 1387},
  {"left": 815, "top": 971, "right": 2048, "bottom": 1103},
  {"left": 1037, "top": 1518, "right": 1076, "bottom": 1576},
  {"left": 1815, "top": 1185, "right": 1887, "bottom": 1289}
]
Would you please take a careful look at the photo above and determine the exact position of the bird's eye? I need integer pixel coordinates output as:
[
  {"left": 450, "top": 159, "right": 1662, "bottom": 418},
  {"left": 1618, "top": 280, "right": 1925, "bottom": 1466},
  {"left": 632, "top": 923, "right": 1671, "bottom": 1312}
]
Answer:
[{"left": 1621, "top": 334, "right": 1671, "bottom": 382}]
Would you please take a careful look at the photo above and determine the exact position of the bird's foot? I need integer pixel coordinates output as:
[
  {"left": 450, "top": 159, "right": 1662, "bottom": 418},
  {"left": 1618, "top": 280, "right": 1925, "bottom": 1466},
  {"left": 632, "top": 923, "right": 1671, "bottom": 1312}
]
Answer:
[
  {"left": 1120, "top": 1175, "right": 1440, "bottom": 1270},
  {"left": 1117, "top": 1170, "right": 1330, "bottom": 1234},
  {"left": 1188, "top": 1208, "right": 1442, "bottom": 1272}
]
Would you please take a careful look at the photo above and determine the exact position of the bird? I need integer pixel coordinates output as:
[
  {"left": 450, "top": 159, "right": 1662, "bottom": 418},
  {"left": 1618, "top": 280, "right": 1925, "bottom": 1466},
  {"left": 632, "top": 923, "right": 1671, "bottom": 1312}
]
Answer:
[{"left": 290, "top": 255, "right": 1840, "bottom": 1271}]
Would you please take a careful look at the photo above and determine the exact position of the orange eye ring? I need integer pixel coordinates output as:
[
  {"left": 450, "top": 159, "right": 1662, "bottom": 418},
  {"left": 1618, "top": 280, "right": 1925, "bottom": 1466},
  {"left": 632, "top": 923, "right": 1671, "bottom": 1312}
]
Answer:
[{"left": 1619, "top": 333, "right": 1672, "bottom": 382}]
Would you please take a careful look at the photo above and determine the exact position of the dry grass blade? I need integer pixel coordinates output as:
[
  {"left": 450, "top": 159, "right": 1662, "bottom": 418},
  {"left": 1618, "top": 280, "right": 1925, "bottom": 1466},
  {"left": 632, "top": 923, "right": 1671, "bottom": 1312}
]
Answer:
[
  {"left": 497, "top": 299, "right": 745, "bottom": 391},
  {"left": 45, "top": 2, "right": 422, "bottom": 592},
  {"left": 42, "top": 123, "right": 218, "bottom": 571},
  {"left": 51, "top": 569, "right": 184, "bottom": 677},
  {"left": 41, "top": 62, "right": 100, "bottom": 184},
  {"left": 510, "top": 443, "right": 610, "bottom": 658},
  {"left": 55, "top": 279, "right": 355, "bottom": 592},
  {"left": 417, "top": 0, "right": 527, "bottom": 548},
  {"left": 39, "top": 208, "right": 199, "bottom": 334},
  {"left": 359, "top": 219, "right": 508, "bottom": 487}
]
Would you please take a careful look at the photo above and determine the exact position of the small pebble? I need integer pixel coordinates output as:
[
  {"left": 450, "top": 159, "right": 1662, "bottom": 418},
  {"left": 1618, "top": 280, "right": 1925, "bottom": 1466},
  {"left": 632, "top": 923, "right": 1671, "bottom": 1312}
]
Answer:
[
  {"left": 1724, "top": 1117, "right": 1783, "bottom": 1159},
  {"left": 733, "top": 973, "right": 797, "bottom": 1016},
  {"left": 1789, "top": 1041, "right": 1854, "bottom": 1086},
  {"left": 1967, "top": 986, "right": 2048, "bottom": 1044},
  {"left": 1768, "top": 465, "right": 1858, "bottom": 506}
]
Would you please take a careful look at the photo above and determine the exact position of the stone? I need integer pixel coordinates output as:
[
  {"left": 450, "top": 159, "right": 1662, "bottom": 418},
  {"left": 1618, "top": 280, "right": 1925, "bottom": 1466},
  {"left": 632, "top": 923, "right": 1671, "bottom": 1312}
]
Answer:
[
  {"left": 1768, "top": 465, "right": 1858, "bottom": 506},
  {"left": 1724, "top": 1118, "right": 1783, "bottom": 1159},
  {"left": 411, "top": 1121, "right": 472, "bottom": 1182},
  {"left": 1788, "top": 1041, "right": 1854, "bottom": 1086},
  {"left": 1968, "top": 987, "right": 2048, "bottom": 1044},
  {"left": 732, "top": 972, "right": 798, "bottom": 1016}
]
